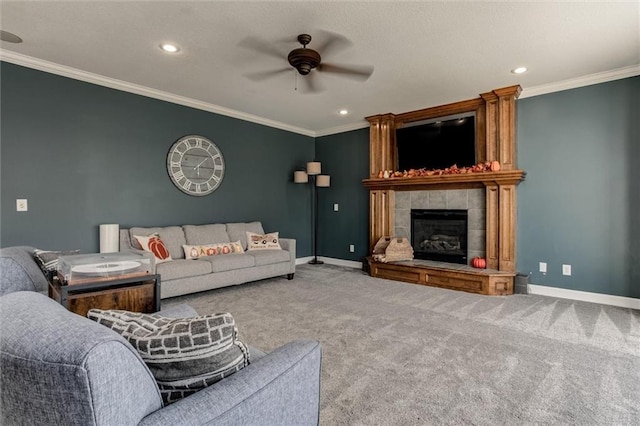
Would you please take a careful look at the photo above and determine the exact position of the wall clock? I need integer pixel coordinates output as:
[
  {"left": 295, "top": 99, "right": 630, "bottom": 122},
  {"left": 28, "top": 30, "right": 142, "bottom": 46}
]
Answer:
[{"left": 167, "top": 135, "right": 225, "bottom": 196}]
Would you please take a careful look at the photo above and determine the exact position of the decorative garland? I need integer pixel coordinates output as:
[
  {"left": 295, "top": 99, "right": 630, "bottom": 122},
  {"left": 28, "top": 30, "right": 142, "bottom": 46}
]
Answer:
[{"left": 377, "top": 161, "right": 501, "bottom": 179}]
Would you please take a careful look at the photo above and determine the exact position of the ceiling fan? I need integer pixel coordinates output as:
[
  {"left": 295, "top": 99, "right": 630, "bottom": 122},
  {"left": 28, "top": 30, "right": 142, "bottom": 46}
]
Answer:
[{"left": 239, "top": 31, "right": 374, "bottom": 93}]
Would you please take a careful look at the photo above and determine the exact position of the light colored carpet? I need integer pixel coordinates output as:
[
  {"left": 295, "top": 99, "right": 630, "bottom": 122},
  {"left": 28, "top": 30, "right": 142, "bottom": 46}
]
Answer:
[{"left": 164, "top": 264, "right": 640, "bottom": 425}]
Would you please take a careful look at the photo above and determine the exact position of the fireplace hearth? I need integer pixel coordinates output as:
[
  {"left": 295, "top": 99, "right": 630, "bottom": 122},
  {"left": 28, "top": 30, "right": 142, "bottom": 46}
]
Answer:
[{"left": 411, "top": 209, "right": 468, "bottom": 264}]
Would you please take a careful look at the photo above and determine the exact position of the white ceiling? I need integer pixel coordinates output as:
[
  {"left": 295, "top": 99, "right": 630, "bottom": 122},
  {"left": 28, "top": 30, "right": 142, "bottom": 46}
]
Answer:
[{"left": 1, "top": 1, "right": 638, "bottom": 136}]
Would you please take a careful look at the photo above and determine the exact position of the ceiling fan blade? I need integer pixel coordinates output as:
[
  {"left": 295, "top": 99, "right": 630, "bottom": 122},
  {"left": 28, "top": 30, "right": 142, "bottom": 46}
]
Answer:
[
  {"left": 301, "top": 72, "right": 325, "bottom": 94},
  {"left": 318, "top": 63, "right": 374, "bottom": 81},
  {"left": 238, "top": 36, "right": 286, "bottom": 61},
  {"left": 315, "top": 30, "right": 353, "bottom": 57},
  {"left": 244, "top": 68, "right": 291, "bottom": 81}
]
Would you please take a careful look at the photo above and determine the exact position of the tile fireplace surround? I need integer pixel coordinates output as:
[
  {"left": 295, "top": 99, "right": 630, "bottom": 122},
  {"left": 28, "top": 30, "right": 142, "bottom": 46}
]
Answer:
[{"left": 394, "top": 189, "right": 486, "bottom": 263}]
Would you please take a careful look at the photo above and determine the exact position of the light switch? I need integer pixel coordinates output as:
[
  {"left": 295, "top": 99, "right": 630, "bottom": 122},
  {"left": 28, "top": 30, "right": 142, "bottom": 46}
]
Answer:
[
  {"left": 562, "top": 264, "right": 572, "bottom": 276},
  {"left": 539, "top": 262, "right": 547, "bottom": 273},
  {"left": 333, "top": 203, "right": 339, "bottom": 212},
  {"left": 16, "top": 199, "right": 28, "bottom": 211}
]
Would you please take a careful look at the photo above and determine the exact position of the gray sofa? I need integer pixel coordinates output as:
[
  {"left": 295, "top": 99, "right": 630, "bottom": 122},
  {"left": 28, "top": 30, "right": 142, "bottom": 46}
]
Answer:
[
  {"left": 120, "top": 221, "right": 296, "bottom": 299},
  {"left": 0, "top": 245, "right": 49, "bottom": 296},
  {"left": 0, "top": 246, "right": 322, "bottom": 426}
]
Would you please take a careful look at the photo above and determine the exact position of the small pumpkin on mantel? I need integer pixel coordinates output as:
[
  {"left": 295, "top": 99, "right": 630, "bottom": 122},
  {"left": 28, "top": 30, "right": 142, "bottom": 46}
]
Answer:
[
  {"left": 471, "top": 257, "right": 487, "bottom": 269},
  {"left": 490, "top": 161, "right": 501, "bottom": 172}
]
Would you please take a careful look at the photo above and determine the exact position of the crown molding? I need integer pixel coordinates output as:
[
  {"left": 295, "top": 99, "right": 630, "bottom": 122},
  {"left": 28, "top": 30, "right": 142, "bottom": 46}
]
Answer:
[
  {"left": 315, "top": 121, "right": 370, "bottom": 137},
  {"left": 2, "top": 49, "right": 638, "bottom": 137},
  {"left": 0, "top": 49, "right": 316, "bottom": 137},
  {"left": 520, "top": 64, "right": 640, "bottom": 99}
]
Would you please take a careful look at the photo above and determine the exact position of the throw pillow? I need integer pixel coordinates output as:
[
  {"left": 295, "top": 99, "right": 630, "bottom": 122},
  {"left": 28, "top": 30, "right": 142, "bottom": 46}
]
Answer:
[
  {"left": 33, "top": 249, "right": 80, "bottom": 280},
  {"left": 87, "top": 309, "right": 250, "bottom": 405},
  {"left": 182, "top": 241, "right": 244, "bottom": 260},
  {"left": 134, "top": 234, "right": 172, "bottom": 264},
  {"left": 246, "top": 231, "right": 281, "bottom": 251}
]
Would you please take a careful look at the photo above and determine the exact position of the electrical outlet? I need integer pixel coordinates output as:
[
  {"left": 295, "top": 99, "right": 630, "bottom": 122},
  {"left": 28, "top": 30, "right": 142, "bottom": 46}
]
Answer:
[
  {"left": 16, "top": 199, "right": 28, "bottom": 211},
  {"left": 333, "top": 203, "right": 339, "bottom": 212},
  {"left": 562, "top": 264, "right": 572, "bottom": 276},
  {"left": 539, "top": 262, "right": 547, "bottom": 274},
  {"left": 349, "top": 244, "right": 355, "bottom": 253}
]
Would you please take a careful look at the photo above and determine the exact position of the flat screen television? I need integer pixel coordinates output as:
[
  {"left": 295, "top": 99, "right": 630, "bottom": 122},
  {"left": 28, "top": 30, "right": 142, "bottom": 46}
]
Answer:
[{"left": 396, "top": 113, "right": 476, "bottom": 171}]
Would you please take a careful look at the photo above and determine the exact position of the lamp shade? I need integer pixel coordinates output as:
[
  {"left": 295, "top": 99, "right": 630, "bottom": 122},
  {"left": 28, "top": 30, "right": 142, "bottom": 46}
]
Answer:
[
  {"left": 99, "top": 224, "right": 119, "bottom": 253},
  {"left": 316, "top": 175, "right": 331, "bottom": 187},
  {"left": 294, "top": 170, "right": 308, "bottom": 183},
  {"left": 306, "top": 162, "right": 321, "bottom": 175}
]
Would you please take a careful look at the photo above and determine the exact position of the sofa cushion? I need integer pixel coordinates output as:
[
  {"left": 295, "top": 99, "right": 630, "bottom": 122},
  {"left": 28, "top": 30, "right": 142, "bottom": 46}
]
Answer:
[
  {"left": 87, "top": 309, "right": 250, "bottom": 405},
  {"left": 198, "top": 253, "right": 255, "bottom": 273},
  {"left": 245, "top": 249, "right": 291, "bottom": 266},
  {"left": 130, "top": 227, "right": 186, "bottom": 259},
  {"left": 182, "top": 241, "right": 244, "bottom": 260},
  {"left": 133, "top": 234, "right": 172, "bottom": 264},
  {"left": 183, "top": 224, "right": 230, "bottom": 245},
  {"left": 246, "top": 231, "right": 281, "bottom": 251},
  {"left": 226, "top": 222, "right": 265, "bottom": 251},
  {"left": 156, "top": 259, "right": 212, "bottom": 281}
]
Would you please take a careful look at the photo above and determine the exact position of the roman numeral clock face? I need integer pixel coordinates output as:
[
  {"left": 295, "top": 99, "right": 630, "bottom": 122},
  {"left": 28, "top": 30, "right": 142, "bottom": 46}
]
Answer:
[{"left": 167, "top": 135, "right": 225, "bottom": 196}]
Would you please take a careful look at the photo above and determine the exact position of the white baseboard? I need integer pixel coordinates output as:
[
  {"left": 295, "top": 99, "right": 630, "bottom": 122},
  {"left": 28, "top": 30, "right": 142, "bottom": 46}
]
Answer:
[
  {"left": 319, "top": 257, "right": 363, "bottom": 269},
  {"left": 295, "top": 256, "right": 362, "bottom": 269},
  {"left": 528, "top": 284, "right": 640, "bottom": 310}
]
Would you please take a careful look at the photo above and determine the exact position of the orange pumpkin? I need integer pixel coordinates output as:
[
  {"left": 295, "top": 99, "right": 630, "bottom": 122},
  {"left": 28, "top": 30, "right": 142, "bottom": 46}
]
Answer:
[
  {"left": 471, "top": 257, "right": 487, "bottom": 269},
  {"left": 490, "top": 161, "right": 501, "bottom": 172}
]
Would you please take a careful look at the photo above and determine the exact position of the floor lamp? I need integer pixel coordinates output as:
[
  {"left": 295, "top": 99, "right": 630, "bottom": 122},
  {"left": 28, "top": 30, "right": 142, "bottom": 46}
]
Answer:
[{"left": 294, "top": 161, "right": 330, "bottom": 265}]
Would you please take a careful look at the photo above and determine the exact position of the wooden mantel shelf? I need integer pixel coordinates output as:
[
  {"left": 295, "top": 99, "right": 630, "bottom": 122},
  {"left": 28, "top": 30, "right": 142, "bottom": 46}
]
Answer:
[{"left": 362, "top": 170, "right": 526, "bottom": 191}]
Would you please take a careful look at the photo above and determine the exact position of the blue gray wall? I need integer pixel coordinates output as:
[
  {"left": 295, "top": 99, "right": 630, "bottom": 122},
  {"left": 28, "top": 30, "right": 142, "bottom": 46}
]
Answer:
[
  {"left": 315, "top": 128, "right": 370, "bottom": 262},
  {"left": 517, "top": 76, "right": 639, "bottom": 298},
  {"left": 2, "top": 61, "right": 638, "bottom": 298},
  {"left": 0, "top": 62, "right": 314, "bottom": 254}
]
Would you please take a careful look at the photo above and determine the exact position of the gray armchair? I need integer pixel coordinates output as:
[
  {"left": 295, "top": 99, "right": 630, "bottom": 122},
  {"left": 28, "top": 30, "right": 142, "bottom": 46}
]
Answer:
[{"left": 0, "top": 246, "right": 322, "bottom": 426}]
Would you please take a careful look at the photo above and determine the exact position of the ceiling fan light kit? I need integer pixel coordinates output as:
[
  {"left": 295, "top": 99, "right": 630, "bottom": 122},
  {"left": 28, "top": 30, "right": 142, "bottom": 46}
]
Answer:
[
  {"left": 242, "top": 31, "right": 374, "bottom": 93},
  {"left": 288, "top": 34, "right": 321, "bottom": 75}
]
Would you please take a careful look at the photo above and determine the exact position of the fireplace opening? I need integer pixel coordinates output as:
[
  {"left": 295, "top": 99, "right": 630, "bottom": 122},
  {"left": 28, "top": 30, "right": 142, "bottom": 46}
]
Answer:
[{"left": 411, "top": 209, "right": 468, "bottom": 264}]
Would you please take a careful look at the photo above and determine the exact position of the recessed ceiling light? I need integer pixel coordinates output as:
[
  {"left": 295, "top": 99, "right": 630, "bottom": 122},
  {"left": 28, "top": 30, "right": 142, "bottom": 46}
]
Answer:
[
  {"left": 511, "top": 67, "right": 528, "bottom": 74},
  {"left": 160, "top": 43, "right": 180, "bottom": 53},
  {"left": 338, "top": 109, "right": 349, "bottom": 115}
]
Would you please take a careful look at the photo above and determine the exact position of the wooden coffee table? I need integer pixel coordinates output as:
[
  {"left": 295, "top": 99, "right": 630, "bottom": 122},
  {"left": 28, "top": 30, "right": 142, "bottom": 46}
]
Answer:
[{"left": 48, "top": 272, "right": 161, "bottom": 317}]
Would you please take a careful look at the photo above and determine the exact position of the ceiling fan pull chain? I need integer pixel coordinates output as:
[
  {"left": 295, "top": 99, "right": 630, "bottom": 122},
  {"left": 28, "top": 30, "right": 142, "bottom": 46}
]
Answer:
[{"left": 295, "top": 71, "right": 298, "bottom": 91}]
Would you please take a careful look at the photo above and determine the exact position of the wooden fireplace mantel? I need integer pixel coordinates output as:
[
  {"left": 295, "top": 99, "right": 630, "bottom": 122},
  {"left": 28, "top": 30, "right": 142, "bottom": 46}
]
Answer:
[
  {"left": 364, "top": 85, "right": 523, "bottom": 295},
  {"left": 363, "top": 170, "right": 526, "bottom": 191}
]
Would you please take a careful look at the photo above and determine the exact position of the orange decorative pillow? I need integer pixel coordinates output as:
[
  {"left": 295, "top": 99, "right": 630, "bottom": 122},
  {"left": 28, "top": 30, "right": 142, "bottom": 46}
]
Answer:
[
  {"left": 182, "top": 241, "right": 244, "bottom": 260},
  {"left": 134, "top": 234, "right": 173, "bottom": 264}
]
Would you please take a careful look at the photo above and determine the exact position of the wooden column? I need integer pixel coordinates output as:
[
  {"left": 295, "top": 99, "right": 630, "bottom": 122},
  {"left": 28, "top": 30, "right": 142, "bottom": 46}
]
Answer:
[
  {"left": 493, "top": 86, "right": 521, "bottom": 170},
  {"left": 366, "top": 114, "right": 397, "bottom": 251},
  {"left": 367, "top": 113, "right": 396, "bottom": 178},
  {"left": 485, "top": 184, "right": 500, "bottom": 270},
  {"left": 498, "top": 185, "right": 517, "bottom": 272},
  {"left": 480, "top": 91, "right": 498, "bottom": 163},
  {"left": 369, "top": 190, "right": 395, "bottom": 251}
]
